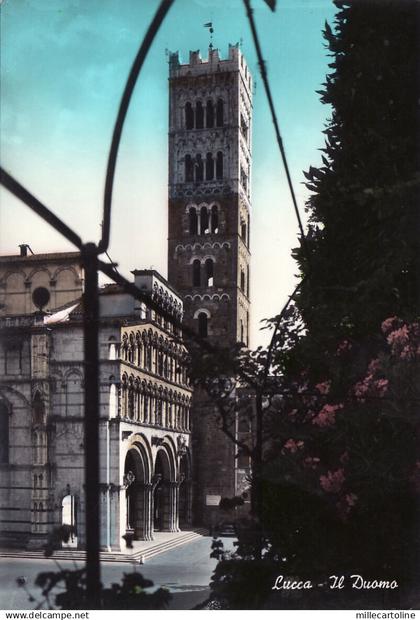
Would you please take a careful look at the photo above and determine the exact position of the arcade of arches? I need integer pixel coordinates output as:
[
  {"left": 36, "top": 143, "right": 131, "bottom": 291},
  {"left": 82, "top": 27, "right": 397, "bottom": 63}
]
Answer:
[{"left": 123, "top": 435, "right": 192, "bottom": 541}]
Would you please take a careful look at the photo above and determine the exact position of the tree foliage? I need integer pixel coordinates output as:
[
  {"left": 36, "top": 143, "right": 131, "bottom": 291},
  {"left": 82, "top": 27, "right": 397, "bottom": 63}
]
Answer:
[{"left": 203, "top": 0, "right": 419, "bottom": 610}]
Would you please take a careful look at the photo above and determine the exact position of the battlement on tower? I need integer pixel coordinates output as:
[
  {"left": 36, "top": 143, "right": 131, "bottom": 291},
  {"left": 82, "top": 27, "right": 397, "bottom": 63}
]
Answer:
[{"left": 169, "top": 44, "right": 252, "bottom": 92}]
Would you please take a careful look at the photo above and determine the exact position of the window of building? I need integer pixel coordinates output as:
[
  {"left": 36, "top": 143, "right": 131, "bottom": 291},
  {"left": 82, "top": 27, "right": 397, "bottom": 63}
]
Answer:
[
  {"left": 192, "top": 259, "right": 201, "bottom": 287},
  {"left": 247, "top": 265, "right": 250, "bottom": 297},
  {"left": 109, "top": 382, "right": 117, "bottom": 418},
  {"left": 197, "top": 312, "right": 208, "bottom": 337},
  {"left": 240, "top": 166, "right": 248, "bottom": 192},
  {"left": 205, "top": 259, "right": 214, "bottom": 287},
  {"left": 156, "top": 396, "right": 163, "bottom": 425},
  {"left": 200, "top": 205, "right": 209, "bottom": 234},
  {"left": 32, "top": 391, "right": 44, "bottom": 426},
  {"left": 0, "top": 401, "right": 9, "bottom": 463},
  {"left": 216, "top": 152, "right": 223, "bottom": 179},
  {"left": 189, "top": 207, "right": 198, "bottom": 235},
  {"left": 158, "top": 351, "right": 164, "bottom": 376},
  {"left": 240, "top": 269, "right": 245, "bottom": 292},
  {"left": 185, "top": 155, "right": 194, "bottom": 182},
  {"left": 108, "top": 336, "right": 117, "bottom": 360},
  {"left": 206, "top": 100, "right": 214, "bottom": 128},
  {"left": 185, "top": 102, "right": 194, "bottom": 129},
  {"left": 5, "top": 344, "right": 22, "bottom": 375},
  {"left": 144, "top": 394, "right": 149, "bottom": 422},
  {"left": 196, "top": 101, "right": 204, "bottom": 129},
  {"left": 241, "top": 114, "right": 248, "bottom": 142},
  {"left": 216, "top": 98, "right": 224, "bottom": 127},
  {"left": 205, "top": 153, "right": 214, "bottom": 180},
  {"left": 145, "top": 344, "right": 152, "bottom": 371},
  {"left": 195, "top": 154, "right": 204, "bottom": 182},
  {"left": 241, "top": 219, "right": 247, "bottom": 243},
  {"left": 211, "top": 205, "right": 219, "bottom": 233},
  {"left": 240, "top": 319, "right": 244, "bottom": 343}
]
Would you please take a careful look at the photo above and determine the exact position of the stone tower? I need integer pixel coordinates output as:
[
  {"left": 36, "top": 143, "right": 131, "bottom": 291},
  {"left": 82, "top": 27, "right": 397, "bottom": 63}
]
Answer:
[{"left": 167, "top": 44, "right": 252, "bottom": 524}]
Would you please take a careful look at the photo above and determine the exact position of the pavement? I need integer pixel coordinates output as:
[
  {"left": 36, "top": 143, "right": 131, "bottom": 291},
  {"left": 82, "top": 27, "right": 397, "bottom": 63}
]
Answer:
[{"left": 0, "top": 535, "right": 236, "bottom": 610}]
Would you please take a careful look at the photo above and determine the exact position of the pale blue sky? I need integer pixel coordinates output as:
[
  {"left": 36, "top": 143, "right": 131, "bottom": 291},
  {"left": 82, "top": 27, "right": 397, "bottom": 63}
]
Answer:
[{"left": 0, "top": 0, "right": 337, "bottom": 346}]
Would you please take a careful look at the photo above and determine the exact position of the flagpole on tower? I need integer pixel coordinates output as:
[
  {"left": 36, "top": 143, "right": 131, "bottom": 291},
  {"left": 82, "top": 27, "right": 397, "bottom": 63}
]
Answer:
[{"left": 204, "top": 21, "right": 214, "bottom": 49}]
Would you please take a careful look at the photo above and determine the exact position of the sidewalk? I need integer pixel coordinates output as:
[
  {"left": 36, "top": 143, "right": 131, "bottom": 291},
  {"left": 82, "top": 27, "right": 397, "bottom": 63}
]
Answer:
[{"left": 0, "top": 528, "right": 208, "bottom": 564}]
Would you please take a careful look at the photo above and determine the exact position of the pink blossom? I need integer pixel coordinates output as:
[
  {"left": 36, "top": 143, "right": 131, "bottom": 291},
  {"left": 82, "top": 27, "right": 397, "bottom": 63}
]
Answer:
[
  {"left": 315, "top": 380, "right": 331, "bottom": 395},
  {"left": 283, "top": 438, "right": 304, "bottom": 454},
  {"left": 304, "top": 456, "right": 320, "bottom": 469},
  {"left": 320, "top": 468, "right": 345, "bottom": 493},
  {"left": 387, "top": 324, "right": 409, "bottom": 348},
  {"left": 367, "top": 358, "right": 381, "bottom": 373},
  {"left": 400, "top": 344, "right": 415, "bottom": 360},
  {"left": 381, "top": 316, "right": 398, "bottom": 334},
  {"left": 354, "top": 373, "right": 375, "bottom": 401},
  {"left": 337, "top": 492, "right": 358, "bottom": 519},
  {"left": 312, "top": 403, "right": 343, "bottom": 427},
  {"left": 345, "top": 493, "right": 358, "bottom": 507},
  {"left": 374, "top": 378, "right": 389, "bottom": 396}
]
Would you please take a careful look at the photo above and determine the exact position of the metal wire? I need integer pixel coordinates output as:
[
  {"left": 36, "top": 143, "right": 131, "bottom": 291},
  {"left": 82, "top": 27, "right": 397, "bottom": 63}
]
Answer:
[
  {"left": 0, "top": 168, "right": 83, "bottom": 250},
  {"left": 243, "top": 0, "right": 310, "bottom": 265},
  {"left": 99, "top": 0, "right": 175, "bottom": 254}
]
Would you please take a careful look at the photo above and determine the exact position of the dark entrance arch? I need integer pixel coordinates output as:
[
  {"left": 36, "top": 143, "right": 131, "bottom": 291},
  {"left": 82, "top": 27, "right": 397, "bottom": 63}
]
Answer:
[
  {"left": 153, "top": 449, "right": 172, "bottom": 531},
  {"left": 124, "top": 445, "right": 151, "bottom": 540}
]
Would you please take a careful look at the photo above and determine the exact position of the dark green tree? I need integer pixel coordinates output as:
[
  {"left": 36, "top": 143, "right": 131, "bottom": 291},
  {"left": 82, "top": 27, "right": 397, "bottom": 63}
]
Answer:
[
  {"left": 295, "top": 0, "right": 419, "bottom": 344},
  {"left": 202, "top": 0, "right": 419, "bottom": 610}
]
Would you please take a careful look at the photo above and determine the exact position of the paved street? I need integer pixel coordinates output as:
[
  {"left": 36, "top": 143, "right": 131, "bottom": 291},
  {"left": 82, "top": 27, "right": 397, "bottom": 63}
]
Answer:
[{"left": 0, "top": 537, "right": 235, "bottom": 610}]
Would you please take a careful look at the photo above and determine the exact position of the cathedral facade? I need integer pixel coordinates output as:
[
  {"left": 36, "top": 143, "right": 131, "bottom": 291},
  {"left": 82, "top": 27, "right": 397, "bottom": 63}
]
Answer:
[
  {"left": 0, "top": 252, "right": 192, "bottom": 550},
  {"left": 167, "top": 45, "right": 252, "bottom": 524}
]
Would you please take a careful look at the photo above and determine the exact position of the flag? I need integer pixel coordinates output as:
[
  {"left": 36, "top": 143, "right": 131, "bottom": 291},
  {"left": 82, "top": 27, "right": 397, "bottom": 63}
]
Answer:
[{"left": 263, "top": 0, "right": 276, "bottom": 10}]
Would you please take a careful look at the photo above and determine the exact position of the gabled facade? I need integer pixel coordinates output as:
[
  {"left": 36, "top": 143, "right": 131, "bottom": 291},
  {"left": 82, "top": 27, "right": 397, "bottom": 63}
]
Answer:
[{"left": 0, "top": 253, "right": 192, "bottom": 550}]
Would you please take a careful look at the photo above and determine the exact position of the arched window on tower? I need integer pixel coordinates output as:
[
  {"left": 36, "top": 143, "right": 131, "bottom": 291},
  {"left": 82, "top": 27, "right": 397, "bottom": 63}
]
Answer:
[
  {"left": 185, "top": 155, "right": 193, "bottom": 182},
  {"left": 211, "top": 205, "right": 219, "bottom": 233},
  {"left": 192, "top": 259, "right": 201, "bottom": 287},
  {"left": 206, "top": 100, "right": 214, "bottom": 128},
  {"left": 197, "top": 312, "right": 208, "bottom": 337},
  {"left": 205, "top": 259, "right": 214, "bottom": 287},
  {"left": 0, "top": 400, "right": 9, "bottom": 464},
  {"left": 216, "top": 152, "right": 223, "bottom": 179},
  {"left": 240, "top": 319, "right": 244, "bottom": 344},
  {"left": 216, "top": 98, "right": 224, "bottom": 127},
  {"left": 189, "top": 207, "right": 198, "bottom": 235},
  {"left": 195, "top": 155, "right": 204, "bottom": 182},
  {"left": 240, "top": 269, "right": 245, "bottom": 293},
  {"left": 200, "top": 206, "right": 209, "bottom": 235},
  {"left": 241, "top": 219, "right": 247, "bottom": 243},
  {"left": 185, "top": 102, "right": 194, "bottom": 129},
  {"left": 206, "top": 153, "right": 214, "bottom": 180},
  {"left": 196, "top": 101, "right": 204, "bottom": 129}
]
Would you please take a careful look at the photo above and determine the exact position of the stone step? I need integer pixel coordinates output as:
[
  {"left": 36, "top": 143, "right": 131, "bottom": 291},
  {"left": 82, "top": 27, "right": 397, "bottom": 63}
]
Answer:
[{"left": 0, "top": 529, "right": 208, "bottom": 564}]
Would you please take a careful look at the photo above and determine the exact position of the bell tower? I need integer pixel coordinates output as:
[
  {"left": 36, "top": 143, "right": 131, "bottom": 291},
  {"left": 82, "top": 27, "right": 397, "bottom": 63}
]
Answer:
[{"left": 167, "top": 44, "right": 252, "bottom": 523}]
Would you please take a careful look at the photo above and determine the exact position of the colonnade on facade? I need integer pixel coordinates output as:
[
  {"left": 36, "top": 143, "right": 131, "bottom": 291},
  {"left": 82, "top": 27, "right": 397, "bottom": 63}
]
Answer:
[{"left": 121, "top": 433, "right": 192, "bottom": 544}]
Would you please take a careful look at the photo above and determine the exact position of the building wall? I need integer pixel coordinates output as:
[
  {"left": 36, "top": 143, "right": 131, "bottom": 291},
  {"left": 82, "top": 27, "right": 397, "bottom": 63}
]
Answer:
[
  {"left": 0, "top": 259, "right": 193, "bottom": 550},
  {"left": 0, "top": 252, "right": 83, "bottom": 316}
]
